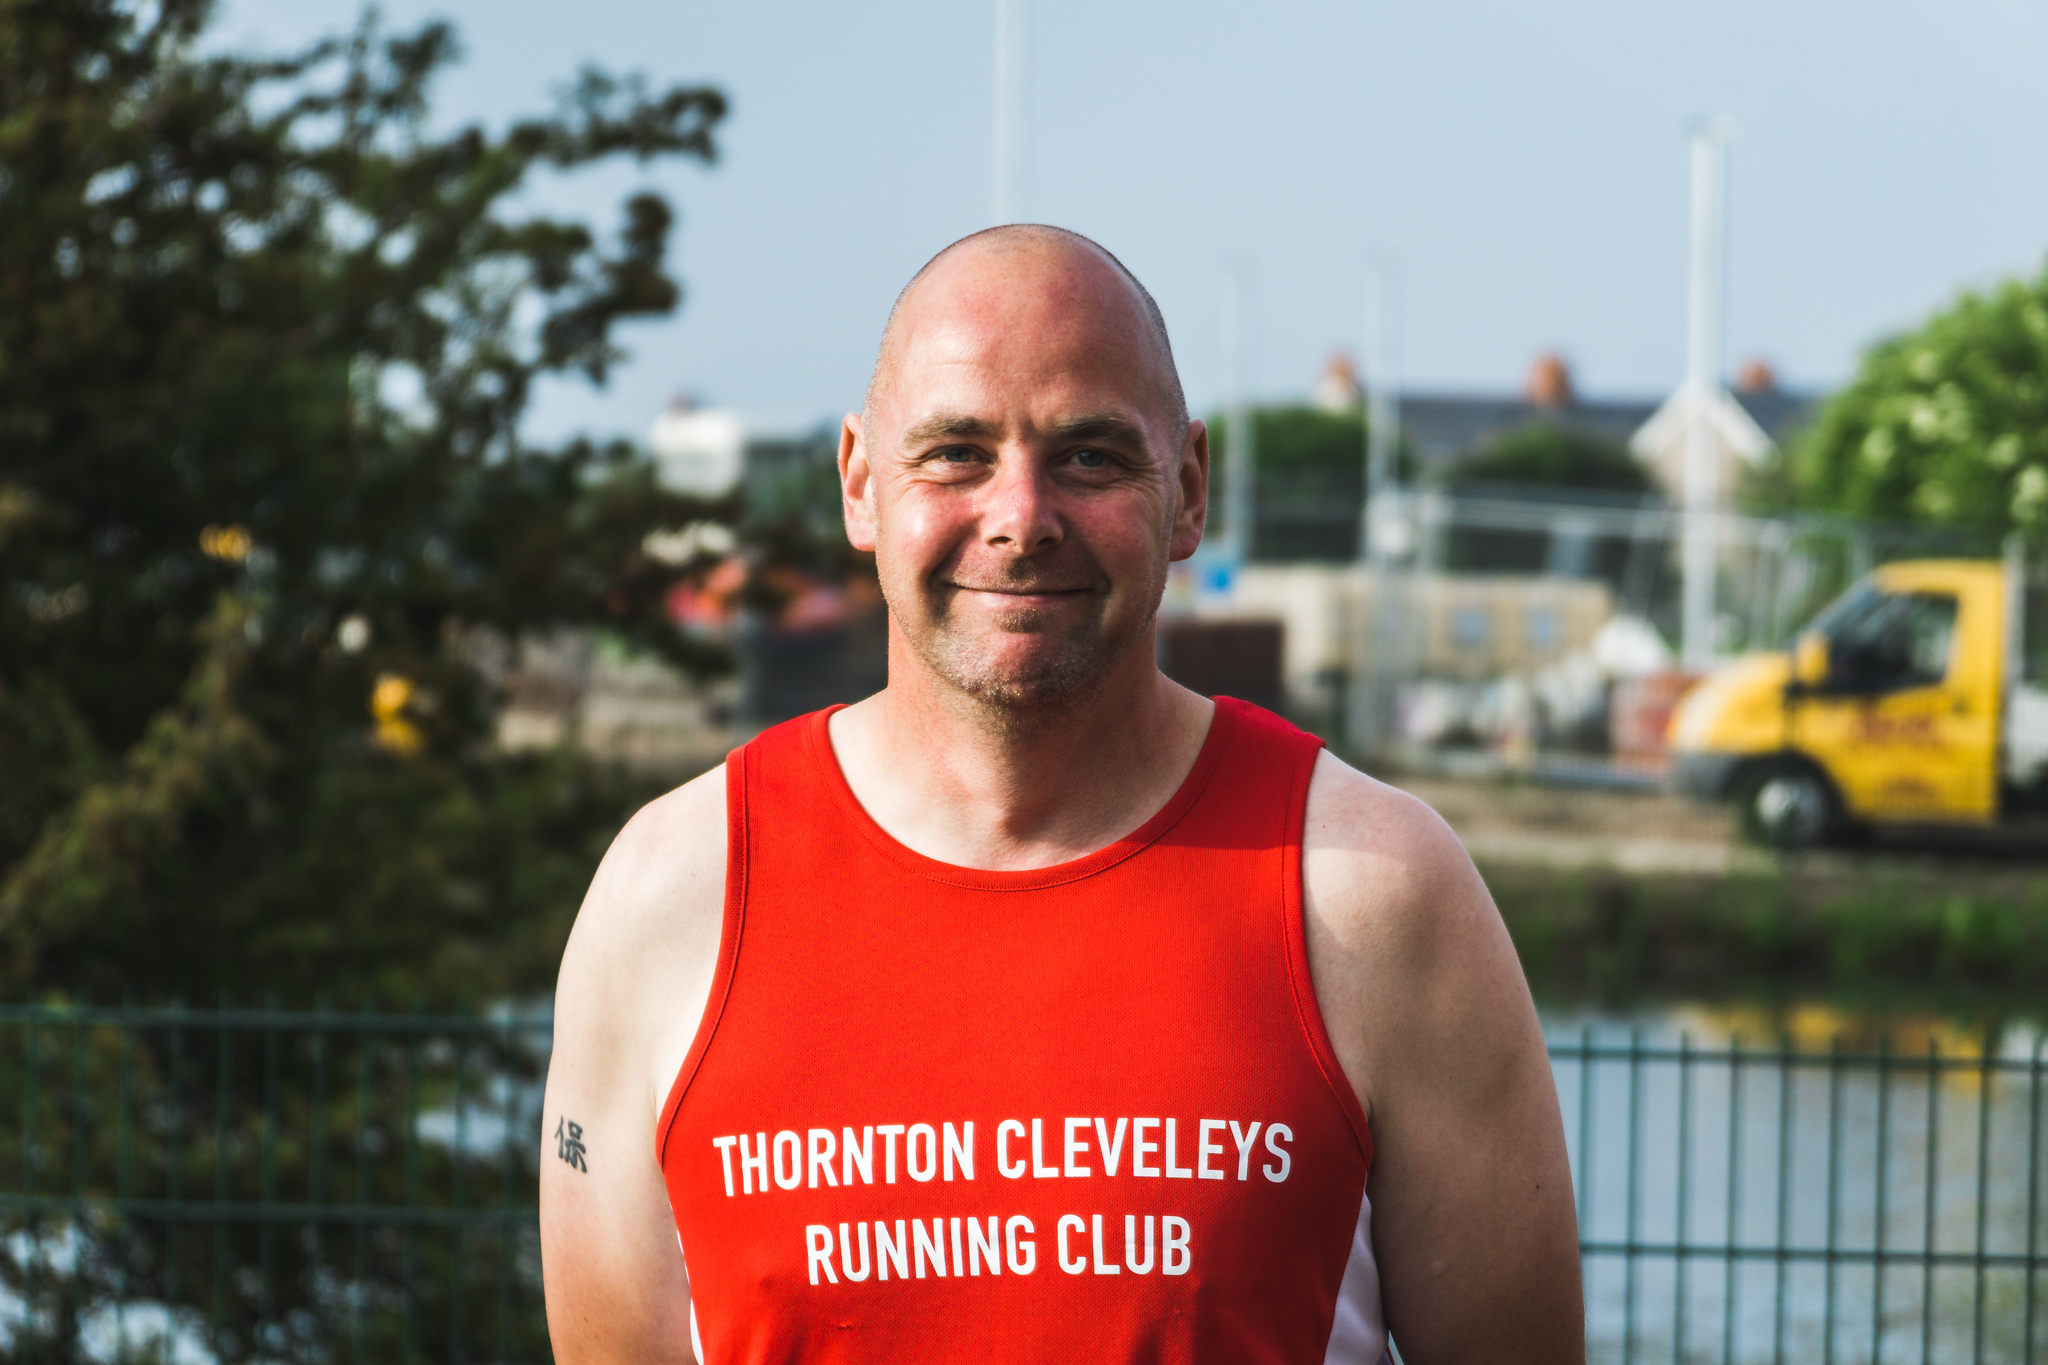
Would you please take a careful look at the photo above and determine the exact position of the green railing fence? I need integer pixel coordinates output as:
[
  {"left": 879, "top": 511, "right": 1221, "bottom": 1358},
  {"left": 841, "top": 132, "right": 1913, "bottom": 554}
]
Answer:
[
  {"left": 3, "top": 1005, "right": 2044, "bottom": 1363},
  {"left": 2, "top": 1001, "right": 551, "bottom": 1364},
  {"left": 1560, "top": 1028, "right": 2047, "bottom": 1365}
]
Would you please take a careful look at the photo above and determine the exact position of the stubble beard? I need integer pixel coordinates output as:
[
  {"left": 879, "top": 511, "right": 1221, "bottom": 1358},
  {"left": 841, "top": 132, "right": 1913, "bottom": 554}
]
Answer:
[{"left": 887, "top": 564, "right": 1163, "bottom": 738}]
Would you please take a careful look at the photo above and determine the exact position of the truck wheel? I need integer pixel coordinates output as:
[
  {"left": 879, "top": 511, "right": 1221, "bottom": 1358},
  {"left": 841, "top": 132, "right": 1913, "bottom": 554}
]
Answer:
[{"left": 1739, "top": 762, "right": 1839, "bottom": 849}]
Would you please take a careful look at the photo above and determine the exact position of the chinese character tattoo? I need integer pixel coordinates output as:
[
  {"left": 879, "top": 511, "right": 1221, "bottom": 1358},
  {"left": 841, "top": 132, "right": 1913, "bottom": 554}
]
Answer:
[{"left": 555, "top": 1116, "right": 588, "bottom": 1173}]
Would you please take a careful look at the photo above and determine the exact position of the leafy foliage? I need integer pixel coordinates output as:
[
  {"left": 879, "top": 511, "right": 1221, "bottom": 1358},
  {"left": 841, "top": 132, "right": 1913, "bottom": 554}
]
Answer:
[
  {"left": 1205, "top": 406, "right": 1416, "bottom": 560},
  {"left": 1777, "top": 260, "right": 2048, "bottom": 539},
  {"left": 4, "top": 1005, "right": 553, "bottom": 1363},
  {"left": 1454, "top": 422, "right": 1651, "bottom": 494},
  {"left": 0, "top": 0, "right": 731, "bottom": 1003},
  {"left": 1491, "top": 857, "right": 2048, "bottom": 1016}
]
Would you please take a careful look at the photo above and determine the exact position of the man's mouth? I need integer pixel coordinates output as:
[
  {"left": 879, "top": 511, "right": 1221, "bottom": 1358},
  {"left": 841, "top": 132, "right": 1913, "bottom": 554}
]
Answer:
[{"left": 947, "top": 583, "right": 1095, "bottom": 603}]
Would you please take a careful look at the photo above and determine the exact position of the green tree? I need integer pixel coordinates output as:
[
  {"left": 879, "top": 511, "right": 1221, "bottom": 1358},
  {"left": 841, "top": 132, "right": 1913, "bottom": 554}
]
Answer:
[
  {"left": 1455, "top": 422, "right": 1651, "bottom": 494},
  {"left": 1778, "top": 260, "right": 2048, "bottom": 539},
  {"left": 1207, "top": 406, "right": 1415, "bottom": 560},
  {"left": 0, "top": 0, "right": 731, "bottom": 1003}
]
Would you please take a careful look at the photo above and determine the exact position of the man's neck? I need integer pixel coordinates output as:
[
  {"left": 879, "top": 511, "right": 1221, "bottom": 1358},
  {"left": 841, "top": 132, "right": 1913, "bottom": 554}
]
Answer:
[{"left": 826, "top": 631, "right": 1215, "bottom": 872}]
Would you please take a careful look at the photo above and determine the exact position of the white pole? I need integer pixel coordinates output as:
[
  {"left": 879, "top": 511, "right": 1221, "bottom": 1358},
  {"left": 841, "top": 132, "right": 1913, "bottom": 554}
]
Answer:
[
  {"left": 2004, "top": 531, "right": 2025, "bottom": 695},
  {"left": 1362, "top": 257, "right": 1402, "bottom": 565},
  {"left": 1681, "top": 119, "right": 1733, "bottom": 672},
  {"left": 993, "top": 0, "right": 1027, "bottom": 224},
  {"left": 1358, "top": 256, "right": 1403, "bottom": 754},
  {"left": 1223, "top": 264, "right": 1257, "bottom": 565}
]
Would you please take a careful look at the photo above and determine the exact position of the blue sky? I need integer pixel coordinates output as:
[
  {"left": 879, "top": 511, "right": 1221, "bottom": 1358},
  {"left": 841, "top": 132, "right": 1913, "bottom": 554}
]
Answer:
[{"left": 215, "top": 0, "right": 2048, "bottom": 444}]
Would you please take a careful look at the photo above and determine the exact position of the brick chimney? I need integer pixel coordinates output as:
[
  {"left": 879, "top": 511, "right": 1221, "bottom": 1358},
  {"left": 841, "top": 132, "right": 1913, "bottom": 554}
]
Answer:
[
  {"left": 1735, "top": 357, "right": 1778, "bottom": 394},
  {"left": 1523, "top": 352, "right": 1574, "bottom": 409},
  {"left": 1312, "top": 351, "right": 1363, "bottom": 413}
]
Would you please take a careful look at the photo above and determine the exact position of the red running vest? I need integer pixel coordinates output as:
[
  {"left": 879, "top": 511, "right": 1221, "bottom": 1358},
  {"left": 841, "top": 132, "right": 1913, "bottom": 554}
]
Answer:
[{"left": 657, "top": 697, "right": 1389, "bottom": 1364}]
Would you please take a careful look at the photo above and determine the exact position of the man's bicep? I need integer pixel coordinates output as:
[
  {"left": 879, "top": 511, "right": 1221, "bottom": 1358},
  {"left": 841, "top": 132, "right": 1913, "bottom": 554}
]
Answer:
[
  {"left": 539, "top": 811, "right": 713, "bottom": 1365},
  {"left": 539, "top": 769, "right": 726, "bottom": 1363},
  {"left": 1302, "top": 759, "right": 1580, "bottom": 1362},
  {"left": 1367, "top": 1006, "right": 1581, "bottom": 1360},
  {"left": 540, "top": 1035, "right": 695, "bottom": 1364},
  {"left": 1361, "top": 863, "right": 1581, "bottom": 1362}
]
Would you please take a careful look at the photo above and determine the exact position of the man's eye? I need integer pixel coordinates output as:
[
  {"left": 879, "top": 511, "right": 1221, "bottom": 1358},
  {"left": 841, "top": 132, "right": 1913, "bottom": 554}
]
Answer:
[
  {"left": 940, "top": 448, "right": 974, "bottom": 463},
  {"left": 1075, "top": 449, "right": 1107, "bottom": 468}
]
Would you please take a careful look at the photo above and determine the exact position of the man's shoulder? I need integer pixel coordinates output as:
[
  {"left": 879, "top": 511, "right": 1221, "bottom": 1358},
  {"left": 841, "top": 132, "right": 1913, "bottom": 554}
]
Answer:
[
  {"left": 613, "top": 762, "right": 730, "bottom": 895},
  {"left": 1299, "top": 750, "right": 1520, "bottom": 1116},
  {"left": 554, "top": 763, "right": 729, "bottom": 1060},
  {"left": 1301, "top": 748, "right": 1480, "bottom": 940}
]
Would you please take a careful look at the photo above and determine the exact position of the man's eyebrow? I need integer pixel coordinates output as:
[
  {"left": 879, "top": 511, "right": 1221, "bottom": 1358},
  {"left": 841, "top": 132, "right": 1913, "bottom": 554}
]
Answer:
[
  {"left": 1044, "top": 414, "right": 1148, "bottom": 446},
  {"left": 900, "top": 413, "right": 1000, "bottom": 448},
  {"left": 895, "top": 411, "right": 1152, "bottom": 451}
]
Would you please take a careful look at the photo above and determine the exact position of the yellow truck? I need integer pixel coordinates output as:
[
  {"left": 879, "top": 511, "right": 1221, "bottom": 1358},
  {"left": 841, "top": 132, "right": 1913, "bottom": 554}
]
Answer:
[{"left": 1669, "top": 554, "right": 2048, "bottom": 846}]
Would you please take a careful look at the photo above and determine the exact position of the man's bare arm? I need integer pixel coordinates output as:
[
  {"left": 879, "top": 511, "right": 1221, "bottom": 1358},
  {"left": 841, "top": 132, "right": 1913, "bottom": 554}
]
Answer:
[
  {"left": 1303, "top": 751, "right": 1582, "bottom": 1363},
  {"left": 541, "top": 767, "right": 728, "bottom": 1365}
]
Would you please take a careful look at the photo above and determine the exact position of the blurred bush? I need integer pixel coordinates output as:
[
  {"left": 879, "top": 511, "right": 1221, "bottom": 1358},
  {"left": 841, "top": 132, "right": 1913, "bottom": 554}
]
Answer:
[
  {"left": 0, "top": 1, "right": 733, "bottom": 1004},
  {"left": 1490, "top": 858, "right": 2048, "bottom": 1014},
  {"left": 1764, "top": 258, "right": 2048, "bottom": 542},
  {"left": 1205, "top": 406, "right": 1418, "bottom": 561},
  {"left": 1455, "top": 423, "right": 1652, "bottom": 494}
]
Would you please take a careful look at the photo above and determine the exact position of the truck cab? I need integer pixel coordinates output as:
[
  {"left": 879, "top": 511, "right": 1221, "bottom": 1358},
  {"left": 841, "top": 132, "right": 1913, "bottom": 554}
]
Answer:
[{"left": 1669, "top": 556, "right": 2048, "bottom": 846}]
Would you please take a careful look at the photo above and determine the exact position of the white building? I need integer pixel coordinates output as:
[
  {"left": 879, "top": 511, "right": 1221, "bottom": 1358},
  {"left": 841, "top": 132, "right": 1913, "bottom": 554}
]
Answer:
[
  {"left": 647, "top": 398, "right": 834, "bottom": 509},
  {"left": 1627, "top": 380, "right": 1775, "bottom": 507}
]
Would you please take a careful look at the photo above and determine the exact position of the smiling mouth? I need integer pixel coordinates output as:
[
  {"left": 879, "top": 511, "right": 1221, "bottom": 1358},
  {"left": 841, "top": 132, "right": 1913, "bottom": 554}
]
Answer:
[{"left": 950, "top": 584, "right": 1093, "bottom": 598}]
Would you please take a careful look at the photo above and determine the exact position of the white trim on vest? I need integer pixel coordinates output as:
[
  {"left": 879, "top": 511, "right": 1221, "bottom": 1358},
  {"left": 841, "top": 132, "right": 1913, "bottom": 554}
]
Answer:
[{"left": 1322, "top": 1185, "right": 1390, "bottom": 1365}]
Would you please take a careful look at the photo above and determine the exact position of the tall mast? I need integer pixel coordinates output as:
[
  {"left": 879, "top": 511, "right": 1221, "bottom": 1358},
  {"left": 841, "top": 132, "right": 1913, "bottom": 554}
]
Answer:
[
  {"left": 993, "top": 0, "right": 1028, "bottom": 224},
  {"left": 1363, "top": 257, "right": 1402, "bottom": 565},
  {"left": 1681, "top": 118, "right": 1733, "bottom": 670},
  {"left": 1223, "top": 264, "right": 1259, "bottom": 564}
]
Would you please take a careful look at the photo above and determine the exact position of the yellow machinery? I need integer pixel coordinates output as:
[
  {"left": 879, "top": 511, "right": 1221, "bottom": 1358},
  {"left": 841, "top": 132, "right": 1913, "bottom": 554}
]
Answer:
[{"left": 1669, "top": 556, "right": 2048, "bottom": 846}]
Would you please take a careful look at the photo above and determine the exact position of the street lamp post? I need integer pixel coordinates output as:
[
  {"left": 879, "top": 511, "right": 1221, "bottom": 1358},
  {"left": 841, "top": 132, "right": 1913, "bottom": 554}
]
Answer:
[
  {"left": 1681, "top": 118, "right": 1734, "bottom": 672},
  {"left": 1358, "top": 257, "right": 1404, "bottom": 752},
  {"left": 993, "top": 0, "right": 1027, "bottom": 224},
  {"left": 1222, "top": 264, "right": 1258, "bottom": 567}
]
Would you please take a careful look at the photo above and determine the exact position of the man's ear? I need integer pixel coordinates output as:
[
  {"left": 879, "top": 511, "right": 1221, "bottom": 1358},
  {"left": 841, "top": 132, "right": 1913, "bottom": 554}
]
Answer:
[
  {"left": 1168, "top": 418, "right": 1210, "bottom": 563},
  {"left": 841, "top": 413, "right": 878, "bottom": 552}
]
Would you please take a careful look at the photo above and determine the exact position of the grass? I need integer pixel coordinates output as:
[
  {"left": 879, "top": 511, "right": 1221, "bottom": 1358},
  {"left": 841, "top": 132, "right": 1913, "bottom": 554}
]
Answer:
[{"left": 1486, "top": 855, "right": 2048, "bottom": 1019}]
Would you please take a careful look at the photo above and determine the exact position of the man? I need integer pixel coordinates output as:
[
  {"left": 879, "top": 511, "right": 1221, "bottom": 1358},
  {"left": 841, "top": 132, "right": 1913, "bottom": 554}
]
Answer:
[{"left": 541, "top": 226, "right": 1581, "bottom": 1363}]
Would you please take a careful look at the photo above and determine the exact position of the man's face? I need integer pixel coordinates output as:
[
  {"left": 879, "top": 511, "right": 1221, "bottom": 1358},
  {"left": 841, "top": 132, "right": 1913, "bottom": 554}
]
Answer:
[{"left": 842, "top": 242, "right": 1207, "bottom": 715}]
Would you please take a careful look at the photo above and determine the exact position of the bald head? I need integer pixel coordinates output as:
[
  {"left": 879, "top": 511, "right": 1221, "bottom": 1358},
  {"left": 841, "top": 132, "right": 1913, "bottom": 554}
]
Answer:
[
  {"left": 840, "top": 224, "right": 1209, "bottom": 722},
  {"left": 863, "top": 225, "right": 1188, "bottom": 439}
]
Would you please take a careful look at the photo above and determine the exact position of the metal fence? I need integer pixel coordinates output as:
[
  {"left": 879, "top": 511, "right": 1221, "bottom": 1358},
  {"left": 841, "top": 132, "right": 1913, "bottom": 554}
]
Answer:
[
  {"left": 1560, "top": 1029, "right": 2048, "bottom": 1365},
  {"left": 5, "top": 1005, "right": 2044, "bottom": 1363},
  {"left": 1180, "top": 485, "right": 2005, "bottom": 776},
  {"left": 1, "top": 1002, "right": 551, "bottom": 1364}
]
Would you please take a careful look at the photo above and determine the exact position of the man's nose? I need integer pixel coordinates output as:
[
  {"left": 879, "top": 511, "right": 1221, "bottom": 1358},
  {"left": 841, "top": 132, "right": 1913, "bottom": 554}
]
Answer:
[{"left": 979, "top": 448, "right": 1062, "bottom": 554}]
